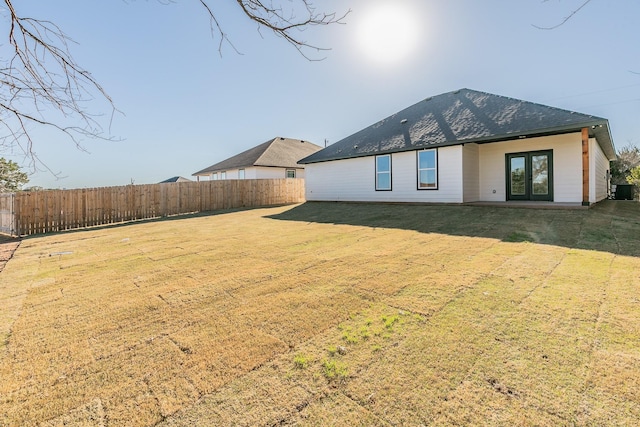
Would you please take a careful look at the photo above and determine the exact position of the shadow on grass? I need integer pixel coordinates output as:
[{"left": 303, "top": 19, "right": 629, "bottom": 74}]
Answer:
[{"left": 266, "top": 200, "right": 640, "bottom": 258}]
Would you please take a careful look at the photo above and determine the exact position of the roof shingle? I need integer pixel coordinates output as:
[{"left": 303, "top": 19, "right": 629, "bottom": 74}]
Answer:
[
  {"left": 194, "top": 137, "right": 322, "bottom": 175},
  {"left": 159, "top": 176, "right": 192, "bottom": 183},
  {"left": 299, "top": 89, "right": 615, "bottom": 164}
]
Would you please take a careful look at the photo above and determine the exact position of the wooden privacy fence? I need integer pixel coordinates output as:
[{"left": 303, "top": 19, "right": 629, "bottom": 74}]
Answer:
[
  {"left": 9, "top": 179, "right": 305, "bottom": 236},
  {"left": 0, "top": 193, "right": 16, "bottom": 236}
]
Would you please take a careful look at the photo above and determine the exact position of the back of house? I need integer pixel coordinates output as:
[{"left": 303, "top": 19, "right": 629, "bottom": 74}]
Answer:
[{"left": 299, "top": 89, "right": 615, "bottom": 206}]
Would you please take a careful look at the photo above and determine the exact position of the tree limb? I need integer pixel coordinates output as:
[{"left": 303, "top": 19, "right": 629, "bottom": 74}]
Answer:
[
  {"left": 199, "top": 0, "right": 349, "bottom": 60},
  {"left": 1, "top": 0, "right": 119, "bottom": 173},
  {"left": 533, "top": 0, "right": 593, "bottom": 30},
  {"left": 0, "top": 0, "right": 346, "bottom": 177}
]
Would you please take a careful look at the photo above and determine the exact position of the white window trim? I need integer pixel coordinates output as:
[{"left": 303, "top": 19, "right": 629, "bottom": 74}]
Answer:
[{"left": 376, "top": 154, "right": 392, "bottom": 191}]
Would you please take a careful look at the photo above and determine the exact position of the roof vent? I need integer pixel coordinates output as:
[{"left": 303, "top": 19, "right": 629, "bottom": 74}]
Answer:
[
  {"left": 280, "top": 137, "right": 285, "bottom": 140},
  {"left": 400, "top": 119, "right": 408, "bottom": 124},
  {"left": 354, "top": 145, "right": 358, "bottom": 149},
  {"left": 425, "top": 97, "right": 432, "bottom": 102}
]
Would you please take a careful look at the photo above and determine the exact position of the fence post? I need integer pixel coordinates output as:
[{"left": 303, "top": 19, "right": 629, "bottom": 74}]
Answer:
[{"left": 10, "top": 179, "right": 305, "bottom": 236}]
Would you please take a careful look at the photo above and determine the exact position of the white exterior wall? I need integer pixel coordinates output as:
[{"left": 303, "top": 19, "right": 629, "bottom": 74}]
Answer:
[
  {"left": 478, "top": 133, "right": 583, "bottom": 203},
  {"left": 251, "top": 166, "right": 305, "bottom": 179},
  {"left": 305, "top": 146, "right": 464, "bottom": 203},
  {"left": 462, "top": 143, "right": 480, "bottom": 202},
  {"left": 590, "top": 138, "right": 610, "bottom": 203},
  {"left": 203, "top": 166, "right": 305, "bottom": 180},
  {"left": 306, "top": 132, "right": 603, "bottom": 204},
  {"left": 222, "top": 169, "right": 242, "bottom": 180}
]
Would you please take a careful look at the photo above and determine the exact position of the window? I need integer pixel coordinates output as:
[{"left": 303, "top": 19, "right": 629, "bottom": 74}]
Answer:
[
  {"left": 211, "top": 173, "right": 218, "bottom": 181},
  {"left": 238, "top": 169, "right": 245, "bottom": 179},
  {"left": 417, "top": 149, "right": 438, "bottom": 189},
  {"left": 220, "top": 171, "right": 226, "bottom": 180},
  {"left": 376, "top": 154, "right": 392, "bottom": 190},
  {"left": 286, "top": 169, "right": 296, "bottom": 178}
]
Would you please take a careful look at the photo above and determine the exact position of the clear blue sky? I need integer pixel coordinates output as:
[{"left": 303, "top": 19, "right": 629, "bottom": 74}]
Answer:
[{"left": 8, "top": 0, "right": 640, "bottom": 189}]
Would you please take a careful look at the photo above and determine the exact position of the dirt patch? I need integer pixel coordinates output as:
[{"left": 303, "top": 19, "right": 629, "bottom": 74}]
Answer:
[{"left": 0, "top": 236, "right": 19, "bottom": 273}]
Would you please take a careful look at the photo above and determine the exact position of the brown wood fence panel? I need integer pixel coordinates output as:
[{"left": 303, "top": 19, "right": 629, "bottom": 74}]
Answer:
[{"left": 9, "top": 179, "right": 304, "bottom": 236}]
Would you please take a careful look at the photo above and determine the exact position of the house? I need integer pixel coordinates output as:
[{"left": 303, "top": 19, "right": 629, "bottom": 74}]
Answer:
[
  {"left": 193, "top": 137, "right": 322, "bottom": 181},
  {"left": 298, "top": 89, "right": 616, "bottom": 206},
  {"left": 159, "top": 176, "right": 192, "bottom": 183}
]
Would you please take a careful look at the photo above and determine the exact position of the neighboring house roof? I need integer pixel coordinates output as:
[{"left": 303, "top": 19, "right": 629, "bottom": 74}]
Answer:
[
  {"left": 299, "top": 88, "right": 615, "bottom": 164},
  {"left": 159, "top": 176, "right": 192, "bottom": 183},
  {"left": 193, "top": 137, "right": 322, "bottom": 176}
]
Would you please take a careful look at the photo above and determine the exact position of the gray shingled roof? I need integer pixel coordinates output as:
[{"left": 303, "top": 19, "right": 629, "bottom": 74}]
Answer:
[
  {"left": 299, "top": 89, "right": 615, "bottom": 164},
  {"left": 193, "top": 137, "right": 322, "bottom": 176},
  {"left": 159, "top": 176, "right": 192, "bottom": 183}
]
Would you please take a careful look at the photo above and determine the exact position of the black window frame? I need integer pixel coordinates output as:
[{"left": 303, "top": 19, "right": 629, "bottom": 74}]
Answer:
[{"left": 416, "top": 149, "right": 439, "bottom": 190}]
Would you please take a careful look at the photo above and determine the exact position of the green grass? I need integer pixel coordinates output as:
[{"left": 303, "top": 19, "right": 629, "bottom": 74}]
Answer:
[
  {"left": 0, "top": 200, "right": 639, "bottom": 426},
  {"left": 293, "top": 353, "right": 310, "bottom": 369},
  {"left": 322, "top": 359, "right": 349, "bottom": 381}
]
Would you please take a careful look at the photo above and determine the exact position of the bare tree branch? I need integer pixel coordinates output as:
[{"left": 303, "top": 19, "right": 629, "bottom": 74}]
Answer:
[
  {"left": 198, "top": 0, "right": 350, "bottom": 60},
  {"left": 533, "top": 0, "right": 593, "bottom": 30},
  {"left": 0, "top": 0, "right": 345, "bottom": 177},
  {"left": 0, "top": 0, "right": 119, "bottom": 173},
  {"left": 196, "top": 0, "right": 243, "bottom": 56}
]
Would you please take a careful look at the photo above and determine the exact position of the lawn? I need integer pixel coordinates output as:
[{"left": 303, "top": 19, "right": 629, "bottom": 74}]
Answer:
[{"left": 1, "top": 201, "right": 639, "bottom": 426}]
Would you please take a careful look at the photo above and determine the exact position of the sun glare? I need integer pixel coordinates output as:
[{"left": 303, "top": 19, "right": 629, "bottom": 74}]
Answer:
[{"left": 355, "top": 3, "right": 420, "bottom": 66}]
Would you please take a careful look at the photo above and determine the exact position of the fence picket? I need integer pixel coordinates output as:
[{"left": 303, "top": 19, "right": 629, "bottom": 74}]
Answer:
[{"left": 5, "top": 179, "right": 304, "bottom": 236}]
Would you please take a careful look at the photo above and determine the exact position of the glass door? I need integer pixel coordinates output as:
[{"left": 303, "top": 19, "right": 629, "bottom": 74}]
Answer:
[
  {"left": 508, "top": 155, "right": 528, "bottom": 200},
  {"left": 506, "top": 150, "right": 553, "bottom": 201}
]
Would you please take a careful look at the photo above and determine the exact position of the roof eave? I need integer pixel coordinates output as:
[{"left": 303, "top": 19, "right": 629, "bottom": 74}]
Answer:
[
  {"left": 192, "top": 164, "right": 254, "bottom": 176},
  {"left": 253, "top": 164, "right": 301, "bottom": 169}
]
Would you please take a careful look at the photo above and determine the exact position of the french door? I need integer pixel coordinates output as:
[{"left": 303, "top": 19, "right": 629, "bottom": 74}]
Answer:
[{"left": 506, "top": 150, "right": 553, "bottom": 201}]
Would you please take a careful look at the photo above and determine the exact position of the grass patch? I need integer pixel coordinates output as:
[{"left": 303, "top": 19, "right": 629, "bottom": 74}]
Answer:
[
  {"left": 293, "top": 354, "right": 310, "bottom": 369},
  {"left": 504, "top": 231, "right": 534, "bottom": 242},
  {"left": 322, "top": 359, "right": 349, "bottom": 382},
  {"left": 381, "top": 314, "right": 400, "bottom": 329},
  {"left": 0, "top": 201, "right": 639, "bottom": 425}
]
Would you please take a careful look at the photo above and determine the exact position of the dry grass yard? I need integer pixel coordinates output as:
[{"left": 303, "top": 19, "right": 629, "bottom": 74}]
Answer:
[{"left": 1, "top": 200, "right": 639, "bottom": 426}]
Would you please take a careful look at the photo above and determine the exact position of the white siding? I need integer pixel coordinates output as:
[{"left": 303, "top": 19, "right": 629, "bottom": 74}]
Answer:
[
  {"left": 253, "top": 167, "right": 282, "bottom": 179},
  {"left": 305, "top": 146, "right": 464, "bottom": 203},
  {"left": 306, "top": 132, "right": 597, "bottom": 204},
  {"left": 203, "top": 167, "right": 305, "bottom": 180},
  {"left": 478, "top": 133, "right": 583, "bottom": 202},
  {"left": 252, "top": 167, "right": 305, "bottom": 179},
  {"left": 462, "top": 143, "right": 480, "bottom": 202},
  {"left": 201, "top": 169, "right": 241, "bottom": 180},
  {"left": 242, "top": 168, "right": 258, "bottom": 179},
  {"left": 590, "top": 137, "right": 610, "bottom": 203},
  {"left": 223, "top": 169, "right": 241, "bottom": 180}
]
